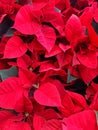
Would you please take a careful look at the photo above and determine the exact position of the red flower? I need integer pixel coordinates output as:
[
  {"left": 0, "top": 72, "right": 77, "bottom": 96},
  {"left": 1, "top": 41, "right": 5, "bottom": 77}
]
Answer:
[
  {"left": 63, "top": 110, "right": 97, "bottom": 130},
  {"left": 0, "top": 1, "right": 98, "bottom": 130}
]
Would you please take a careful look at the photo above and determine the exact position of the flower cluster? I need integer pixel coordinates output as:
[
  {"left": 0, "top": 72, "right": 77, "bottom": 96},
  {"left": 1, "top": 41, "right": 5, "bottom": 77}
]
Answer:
[{"left": 0, "top": 0, "right": 98, "bottom": 129}]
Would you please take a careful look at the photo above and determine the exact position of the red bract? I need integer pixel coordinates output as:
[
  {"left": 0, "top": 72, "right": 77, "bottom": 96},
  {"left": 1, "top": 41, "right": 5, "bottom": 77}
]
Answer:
[
  {"left": 32, "top": 0, "right": 49, "bottom": 9},
  {"left": 65, "top": 14, "right": 97, "bottom": 69},
  {"left": 2, "top": 119, "right": 31, "bottom": 130},
  {"left": 0, "top": 110, "right": 23, "bottom": 129},
  {"left": 42, "top": 11, "right": 64, "bottom": 34},
  {"left": 55, "top": 0, "right": 70, "bottom": 10},
  {"left": 59, "top": 91, "right": 87, "bottom": 117},
  {"left": 45, "top": 45, "right": 62, "bottom": 57},
  {"left": 13, "top": 5, "right": 59, "bottom": 51},
  {"left": 39, "top": 60, "right": 59, "bottom": 72},
  {"left": 77, "top": 49, "right": 97, "bottom": 69},
  {"left": 4, "top": 36, "right": 27, "bottom": 58},
  {"left": 19, "top": 68, "right": 37, "bottom": 88},
  {"left": 17, "top": 54, "right": 32, "bottom": 69},
  {"left": 19, "top": 0, "right": 32, "bottom": 5},
  {"left": 13, "top": 5, "right": 41, "bottom": 34},
  {"left": 69, "top": 65, "right": 98, "bottom": 83},
  {"left": 0, "top": 77, "right": 24, "bottom": 109},
  {"left": 34, "top": 82, "right": 62, "bottom": 107},
  {"left": 0, "top": 77, "right": 33, "bottom": 112},
  {"left": 0, "top": 0, "right": 21, "bottom": 22},
  {"left": 33, "top": 107, "right": 62, "bottom": 129},
  {"left": 87, "top": 25, "right": 98, "bottom": 47},
  {"left": 56, "top": 51, "right": 72, "bottom": 67},
  {"left": 63, "top": 110, "right": 97, "bottom": 130},
  {"left": 0, "top": 0, "right": 16, "bottom": 4},
  {"left": 65, "top": 14, "right": 83, "bottom": 45},
  {"left": 0, "top": 0, "right": 98, "bottom": 130},
  {"left": 36, "top": 25, "right": 56, "bottom": 52}
]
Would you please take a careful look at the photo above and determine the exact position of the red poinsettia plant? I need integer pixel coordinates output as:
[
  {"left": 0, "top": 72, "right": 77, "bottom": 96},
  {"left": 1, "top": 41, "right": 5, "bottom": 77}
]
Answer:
[{"left": 0, "top": 0, "right": 98, "bottom": 129}]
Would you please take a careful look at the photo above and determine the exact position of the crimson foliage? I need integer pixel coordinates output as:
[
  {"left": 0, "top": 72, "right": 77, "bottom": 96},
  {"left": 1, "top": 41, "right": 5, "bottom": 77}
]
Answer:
[{"left": 0, "top": 0, "right": 98, "bottom": 130}]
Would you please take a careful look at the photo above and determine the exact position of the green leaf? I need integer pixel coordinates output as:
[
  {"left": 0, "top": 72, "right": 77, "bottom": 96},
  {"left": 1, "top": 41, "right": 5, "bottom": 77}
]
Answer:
[
  {"left": 67, "top": 70, "right": 77, "bottom": 83},
  {"left": 0, "top": 66, "right": 18, "bottom": 80}
]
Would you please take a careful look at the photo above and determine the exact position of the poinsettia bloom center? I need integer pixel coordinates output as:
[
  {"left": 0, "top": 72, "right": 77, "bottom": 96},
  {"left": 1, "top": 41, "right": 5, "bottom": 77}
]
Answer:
[
  {"left": 74, "top": 36, "right": 90, "bottom": 53},
  {"left": 25, "top": 112, "right": 29, "bottom": 117}
]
